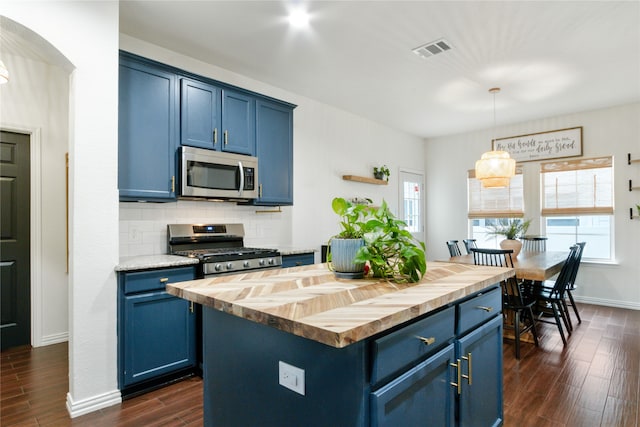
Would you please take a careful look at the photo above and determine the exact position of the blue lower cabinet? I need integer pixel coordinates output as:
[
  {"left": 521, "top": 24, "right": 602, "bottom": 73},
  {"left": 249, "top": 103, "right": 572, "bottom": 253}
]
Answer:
[
  {"left": 458, "top": 315, "right": 504, "bottom": 427},
  {"left": 371, "top": 344, "right": 456, "bottom": 427},
  {"left": 281, "top": 253, "right": 314, "bottom": 268},
  {"left": 118, "top": 266, "right": 197, "bottom": 393},
  {"left": 199, "top": 285, "right": 503, "bottom": 426}
]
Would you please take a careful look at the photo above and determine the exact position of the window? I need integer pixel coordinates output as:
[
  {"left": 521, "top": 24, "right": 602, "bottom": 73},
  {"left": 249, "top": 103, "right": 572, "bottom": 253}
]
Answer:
[
  {"left": 541, "top": 157, "right": 613, "bottom": 260},
  {"left": 468, "top": 168, "right": 524, "bottom": 248},
  {"left": 399, "top": 170, "right": 424, "bottom": 242}
]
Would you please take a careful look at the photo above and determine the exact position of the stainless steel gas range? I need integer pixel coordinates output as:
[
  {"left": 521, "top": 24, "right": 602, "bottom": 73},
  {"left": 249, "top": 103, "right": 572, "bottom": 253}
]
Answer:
[{"left": 167, "top": 223, "right": 282, "bottom": 277}]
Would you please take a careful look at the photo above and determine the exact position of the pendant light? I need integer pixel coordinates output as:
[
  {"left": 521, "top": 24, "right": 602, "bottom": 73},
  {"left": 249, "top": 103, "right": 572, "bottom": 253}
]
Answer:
[
  {"left": 475, "top": 88, "right": 515, "bottom": 188},
  {"left": 0, "top": 60, "right": 9, "bottom": 84}
]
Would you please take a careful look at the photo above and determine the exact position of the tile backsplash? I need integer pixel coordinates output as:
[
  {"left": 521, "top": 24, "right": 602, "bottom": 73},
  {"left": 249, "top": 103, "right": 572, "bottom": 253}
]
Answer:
[{"left": 119, "top": 200, "right": 292, "bottom": 257}]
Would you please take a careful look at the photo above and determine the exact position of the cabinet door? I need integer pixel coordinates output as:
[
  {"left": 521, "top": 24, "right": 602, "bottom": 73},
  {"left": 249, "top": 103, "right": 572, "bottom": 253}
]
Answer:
[
  {"left": 118, "top": 57, "right": 178, "bottom": 201},
  {"left": 457, "top": 315, "right": 503, "bottom": 427},
  {"left": 222, "top": 89, "right": 256, "bottom": 155},
  {"left": 180, "top": 78, "right": 222, "bottom": 150},
  {"left": 370, "top": 344, "right": 456, "bottom": 427},
  {"left": 254, "top": 99, "right": 294, "bottom": 206},
  {"left": 122, "top": 290, "right": 196, "bottom": 387}
]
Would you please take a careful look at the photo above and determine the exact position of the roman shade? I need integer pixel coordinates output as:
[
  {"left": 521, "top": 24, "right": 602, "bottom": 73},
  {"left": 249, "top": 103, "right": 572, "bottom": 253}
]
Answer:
[
  {"left": 468, "top": 167, "right": 524, "bottom": 219},
  {"left": 540, "top": 156, "right": 613, "bottom": 216}
]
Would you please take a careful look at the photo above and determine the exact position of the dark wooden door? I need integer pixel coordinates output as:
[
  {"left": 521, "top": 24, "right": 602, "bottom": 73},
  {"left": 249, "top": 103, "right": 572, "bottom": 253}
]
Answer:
[{"left": 1, "top": 130, "right": 31, "bottom": 350}]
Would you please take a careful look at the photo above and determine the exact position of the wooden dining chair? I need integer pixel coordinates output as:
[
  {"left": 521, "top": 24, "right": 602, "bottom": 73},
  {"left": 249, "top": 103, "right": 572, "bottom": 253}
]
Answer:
[
  {"left": 520, "top": 236, "right": 548, "bottom": 252},
  {"left": 462, "top": 239, "right": 477, "bottom": 254},
  {"left": 526, "top": 245, "right": 580, "bottom": 346},
  {"left": 561, "top": 242, "right": 586, "bottom": 324},
  {"left": 470, "top": 248, "right": 539, "bottom": 359},
  {"left": 446, "top": 240, "right": 462, "bottom": 257}
]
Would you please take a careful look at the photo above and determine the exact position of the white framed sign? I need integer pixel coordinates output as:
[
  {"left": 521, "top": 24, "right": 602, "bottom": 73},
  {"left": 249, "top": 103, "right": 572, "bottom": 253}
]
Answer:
[{"left": 492, "top": 126, "right": 582, "bottom": 162}]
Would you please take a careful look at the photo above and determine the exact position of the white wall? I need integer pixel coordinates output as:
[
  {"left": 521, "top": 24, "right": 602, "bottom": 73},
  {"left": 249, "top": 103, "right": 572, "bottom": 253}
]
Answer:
[
  {"left": 0, "top": 51, "right": 69, "bottom": 345},
  {"left": 425, "top": 103, "right": 640, "bottom": 309},
  {"left": 119, "top": 35, "right": 425, "bottom": 260},
  {"left": 1, "top": 0, "right": 121, "bottom": 417}
]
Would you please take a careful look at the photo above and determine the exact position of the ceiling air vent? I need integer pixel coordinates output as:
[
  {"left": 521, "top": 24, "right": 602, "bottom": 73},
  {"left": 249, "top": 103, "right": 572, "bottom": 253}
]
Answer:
[{"left": 412, "top": 38, "right": 452, "bottom": 59}]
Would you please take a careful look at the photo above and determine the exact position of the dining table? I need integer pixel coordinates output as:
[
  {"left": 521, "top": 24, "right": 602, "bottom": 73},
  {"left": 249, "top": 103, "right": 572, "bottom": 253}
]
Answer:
[
  {"left": 448, "top": 250, "right": 569, "bottom": 282},
  {"left": 448, "top": 249, "right": 570, "bottom": 344}
]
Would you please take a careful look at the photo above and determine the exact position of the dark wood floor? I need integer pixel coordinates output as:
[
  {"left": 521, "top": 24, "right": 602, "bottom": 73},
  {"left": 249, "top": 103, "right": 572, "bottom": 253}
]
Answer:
[{"left": 1, "top": 303, "right": 638, "bottom": 426}]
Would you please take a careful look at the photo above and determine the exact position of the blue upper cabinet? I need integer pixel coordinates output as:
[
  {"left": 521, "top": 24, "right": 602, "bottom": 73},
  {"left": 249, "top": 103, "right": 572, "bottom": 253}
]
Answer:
[
  {"left": 180, "top": 78, "right": 222, "bottom": 150},
  {"left": 181, "top": 79, "right": 256, "bottom": 156},
  {"left": 222, "top": 89, "right": 256, "bottom": 156},
  {"left": 118, "top": 54, "right": 178, "bottom": 201},
  {"left": 254, "top": 99, "right": 294, "bottom": 206}
]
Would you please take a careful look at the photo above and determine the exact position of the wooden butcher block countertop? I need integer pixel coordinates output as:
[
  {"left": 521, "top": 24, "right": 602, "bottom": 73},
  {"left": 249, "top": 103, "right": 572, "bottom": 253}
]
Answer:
[{"left": 166, "top": 262, "right": 513, "bottom": 348}]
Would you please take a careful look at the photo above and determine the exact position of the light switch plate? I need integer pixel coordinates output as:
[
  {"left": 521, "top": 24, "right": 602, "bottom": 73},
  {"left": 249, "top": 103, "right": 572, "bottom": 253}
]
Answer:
[{"left": 278, "top": 361, "right": 305, "bottom": 395}]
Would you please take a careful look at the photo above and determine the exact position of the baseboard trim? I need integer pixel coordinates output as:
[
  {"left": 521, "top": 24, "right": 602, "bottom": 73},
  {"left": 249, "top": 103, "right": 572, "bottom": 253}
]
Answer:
[
  {"left": 66, "top": 389, "right": 122, "bottom": 418},
  {"left": 573, "top": 296, "right": 640, "bottom": 310},
  {"left": 39, "top": 332, "right": 69, "bottom": 347}
]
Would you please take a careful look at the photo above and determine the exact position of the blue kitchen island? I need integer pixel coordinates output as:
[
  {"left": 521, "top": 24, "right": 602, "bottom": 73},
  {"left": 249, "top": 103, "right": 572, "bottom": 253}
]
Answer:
[{"left": 167, "top": 262, "right": 511, "bottom": 427}]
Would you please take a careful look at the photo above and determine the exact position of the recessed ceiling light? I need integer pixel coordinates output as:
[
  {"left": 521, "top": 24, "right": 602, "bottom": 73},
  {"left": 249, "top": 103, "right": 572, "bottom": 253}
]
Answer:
[{"left": 288, "top": 9, "right": 310, "bottom": 28}]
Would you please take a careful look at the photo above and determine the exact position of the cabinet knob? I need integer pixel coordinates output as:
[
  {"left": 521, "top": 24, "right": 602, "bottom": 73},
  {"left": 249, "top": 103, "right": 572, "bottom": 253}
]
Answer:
[{"left": 416, "top": 336, "right": 435, "bottom": 346}]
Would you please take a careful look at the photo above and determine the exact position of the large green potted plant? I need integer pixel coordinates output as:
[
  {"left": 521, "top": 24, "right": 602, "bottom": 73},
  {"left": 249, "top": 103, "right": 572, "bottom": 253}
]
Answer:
[
  {"left": 355, "top": 200, "right": 426, "bottom": 283},
  {"left": 485, "top": 218, "right": 531, "bottom": 258},
  {"left": 328, "top": 197, "right": 370, "bottom": 278}
]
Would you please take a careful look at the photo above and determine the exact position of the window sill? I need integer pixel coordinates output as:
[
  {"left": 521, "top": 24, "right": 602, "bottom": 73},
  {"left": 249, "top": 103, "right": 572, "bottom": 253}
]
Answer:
[{"left": 582, "top": 259, "right": 619, "bottom": 266}]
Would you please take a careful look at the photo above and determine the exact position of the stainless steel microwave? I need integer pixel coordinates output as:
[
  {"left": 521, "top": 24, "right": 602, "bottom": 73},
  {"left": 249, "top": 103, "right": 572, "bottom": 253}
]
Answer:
[{"left": 179, "top": 146, "right": 258, "bottom": 200}]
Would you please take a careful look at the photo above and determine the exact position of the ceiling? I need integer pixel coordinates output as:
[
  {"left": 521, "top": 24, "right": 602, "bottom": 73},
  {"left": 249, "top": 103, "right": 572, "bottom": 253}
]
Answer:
[{"left": 8, "top": 2, "right": 638, "bottom": 139}]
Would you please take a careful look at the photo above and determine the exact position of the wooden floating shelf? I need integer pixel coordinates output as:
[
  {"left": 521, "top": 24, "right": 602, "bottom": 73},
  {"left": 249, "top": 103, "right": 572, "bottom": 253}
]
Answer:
[
  {"left": 630, "top": 180, "right": 640, "bottom": 191},
  {"left": 628, "top": 153, "right": 640, "bottom": 165},
  {"left": 631, "top": 208, "right": 640, "bottom": 220},
  {"left": 342, "top": 175, "right": 388, "bottom": 185}
]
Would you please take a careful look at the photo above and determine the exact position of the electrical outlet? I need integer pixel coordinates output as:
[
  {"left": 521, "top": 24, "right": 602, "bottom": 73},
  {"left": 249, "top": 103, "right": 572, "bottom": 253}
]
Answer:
[{"left": 278, "top": 361, "right": 305, "bottom": 395}]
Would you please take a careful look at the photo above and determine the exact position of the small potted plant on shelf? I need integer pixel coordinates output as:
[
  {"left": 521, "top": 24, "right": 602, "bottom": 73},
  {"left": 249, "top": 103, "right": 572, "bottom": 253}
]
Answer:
[
  {"left": 485, "top": 218, "right": 531, "bottom": 258},
  {"left": 373, "top": 165, "right": 390, "bottom": 181},
  {"left": 636, "top": 203, "right": 640, "bottom": 218}
]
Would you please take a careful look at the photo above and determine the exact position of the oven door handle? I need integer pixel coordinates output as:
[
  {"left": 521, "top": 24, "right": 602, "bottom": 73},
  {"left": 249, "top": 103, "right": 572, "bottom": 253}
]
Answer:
[{"left": 238, "top": 161, "right": 244, "bottom": 197}]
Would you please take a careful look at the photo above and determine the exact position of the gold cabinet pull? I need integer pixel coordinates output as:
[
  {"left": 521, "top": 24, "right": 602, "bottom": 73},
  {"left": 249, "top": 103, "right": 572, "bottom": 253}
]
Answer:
[
  {"left": 450, "top": 359, "right": 461, "bottom": 395},
  {"left": 417, "top": 336, "right": 436, "bottom": 346},
  {"left": 462, "top": 352, "right": 472, "bottom": 385},
  {"left": 259, "top": 184, "right": 263, "bottom": 198},
  {"left": 476, "top": 306, "right": 493, "bottom": 312},
  {"left": 213, "top": 128, "right": 218, "bottom": 145},
  {"left": 224, "top": 130, "right": 228, "bottom": 145},
  {"left": 159, "top": 277, "right": 169, "bottom": 283},
  {"left": 189, "top": 301, "right": 194, "bottom": 313},
  {"left": 171, "top": 176, "right": 175, "bottom": 193}
]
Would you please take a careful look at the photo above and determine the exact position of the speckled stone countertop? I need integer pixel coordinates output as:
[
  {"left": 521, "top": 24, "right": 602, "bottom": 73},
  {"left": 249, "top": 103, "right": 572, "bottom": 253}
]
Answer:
[
  {"left": 115, "top": 255, "right": 199, "bottom": 272},
  {"left": 267, "top": 246, "right": 317, "bottom": 256},
  {"left": 167, "top": 262, "right": 513, "bottom": 348}
]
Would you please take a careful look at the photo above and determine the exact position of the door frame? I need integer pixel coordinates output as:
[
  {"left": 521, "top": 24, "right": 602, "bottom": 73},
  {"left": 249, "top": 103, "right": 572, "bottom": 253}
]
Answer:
[
  {"left": 1, "top": 123, "right": 44, "bottom": 347},
  {"left": 398, "top": 168, "right": 425, "bottom": 243}
]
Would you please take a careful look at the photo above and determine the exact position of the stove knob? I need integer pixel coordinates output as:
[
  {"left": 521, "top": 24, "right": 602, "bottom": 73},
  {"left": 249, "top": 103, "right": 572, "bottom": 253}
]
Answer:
[
  {"left": 214, "top": 264, "right": 222, "bottom": 272},
  {"left": 259, "top": 259, "right": 266, "bottom": 266},
  {"left": 226, "top": 262, "right": 234, "bottom": 270},
  {"left": 243, "top": 261, "right": 250, "bottom": 268},
  {"left": 268, "top": 258, "right": 275, "bottom": 265}
]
